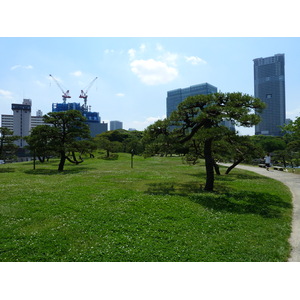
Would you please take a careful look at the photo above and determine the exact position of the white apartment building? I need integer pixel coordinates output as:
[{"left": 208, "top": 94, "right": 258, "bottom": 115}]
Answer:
[{"left": 1, "top": 99, "right": 45, "bottom": 148}]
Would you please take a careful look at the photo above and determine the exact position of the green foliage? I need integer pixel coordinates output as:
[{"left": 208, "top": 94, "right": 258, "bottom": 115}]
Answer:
[
  {"left": 0, "top": 127, "right": 19, "bottom": 161},
  {"left": 95, "top": 136, "right": 122, "bottom": 158},
  {"left": 280, "top": 117, "right": 300, "bottom": 167},
  {"left": 25, "top": 125, "right": 58, "bottom": 162},
  {"left": 40, "top": 110, "right": 91, "bottom": 171},
  {"left": 168, "top": 92, "right": 265, "bottom": 190},
  {"left": 142, "top": 119, "right": 183, "bottom": 157},
  {"left": 250, "top": 135, "right": 286, "bottom": 153},
  {"left": 95, "top": 129, "right": 144, "bottom": 155},
  {"left": 0, "top": 155, "right": 292, "bottom": 261}
]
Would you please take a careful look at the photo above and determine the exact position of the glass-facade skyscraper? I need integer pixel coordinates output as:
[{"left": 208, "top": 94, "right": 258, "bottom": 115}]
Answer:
[
  {"left": 166, "top": 83, "right": 218, "bottom": 118},
  {"left": 253, "top": 54, "right": 286, "bottom": 136}
]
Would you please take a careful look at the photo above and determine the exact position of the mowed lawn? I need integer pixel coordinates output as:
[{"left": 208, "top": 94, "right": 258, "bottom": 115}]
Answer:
[{"left": 0, "top": 154, "right": 293, "bottom": 261}]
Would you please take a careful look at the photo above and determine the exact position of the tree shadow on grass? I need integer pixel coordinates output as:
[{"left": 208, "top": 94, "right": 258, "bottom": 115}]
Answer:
[
  {"left": 24, "top": 167, "right": 93, "bottom": 176},
  {"left": 145, "top": 182, "right": 203, "bottom": 197},
  {"left": 191, "top": 191, "right": 291, "bottom": 218},
  {"left": 145, "top": 182, "right": 291, "bottom": 219},
  {"left": 188, "top": 172, "right": 264, "bottom": 181},
  {"left": 0, "top": 167, "right": 15, "bottom": 173}
]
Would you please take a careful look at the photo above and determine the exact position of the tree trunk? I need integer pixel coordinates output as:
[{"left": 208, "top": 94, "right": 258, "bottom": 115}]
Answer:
[
  {"left": 213, "top": 160, "right": 221, "bottom": 175},
  {"left": 225, "top": 158, "right": 244, "bottom": 174},
  {"left": 58, "top": 151, "right": 66, "bottom": 172},
  {"left": 204, "top": 138, "right": 214, "bottom": 191}
]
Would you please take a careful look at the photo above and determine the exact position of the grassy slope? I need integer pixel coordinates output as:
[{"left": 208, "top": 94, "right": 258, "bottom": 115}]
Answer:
[{"left": 0, "top": 154, "right": 292, "bottom": 261}]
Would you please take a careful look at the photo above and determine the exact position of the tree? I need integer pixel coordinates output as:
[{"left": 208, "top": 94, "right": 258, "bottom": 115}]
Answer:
[
  {"left": 222, "top": 134, "right": 264, "bottom": 174},
  {"left": 250, "top": 135, "right": 286, "bottom": 153},
  {"left": 281, "top": 117, "right": 300, "bottom": 167},
  {"left": 169, "top": 92, "right": 265, "bottom": 191},
  {"left": 25, "top": 125, "right": 57, "bottom": 162},
  {"left": 142, "top": 119, "right": 182, "bottom": 157},
  {"left": 0, "top": 127, "right": 19, "bottom": 161},
  {"left": 42, "top": 110, "right": 90, "bottom": 171},
  {"left": 95, "top": 135, "right": 122, "bottom": 158}
]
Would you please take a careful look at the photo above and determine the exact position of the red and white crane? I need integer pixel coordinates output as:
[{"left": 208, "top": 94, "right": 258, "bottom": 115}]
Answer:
[
  {"left": 79, "top": 77, "right": 98, "bottom": 111},
  {"left": 49, "top": 74, "right": 71, "bottom": 103}
]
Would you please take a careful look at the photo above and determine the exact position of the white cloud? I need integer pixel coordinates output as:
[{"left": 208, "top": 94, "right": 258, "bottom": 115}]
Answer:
[
  {"left": 116, "top": 93, "right": 125, "bottom": 97},
  {"left": 128, "top": 48, "right": 136, "bottom": 60},
  {"left": 159, "top": 52, "right": 178, "bottom": 66},
  {"left": 10, "top": 65, "right": 33, "bottom": 70},
  {"left": 156, "top": 43, "right": 164, "bottom": 51},
  {"left": 139, "top": 43, "right": 146, "bottom": 52},
  {"left": 133, "top": 115, "right": 166, "bottom": 130},
  {"left": 185, "top": 56, "right": 207, "bottom": 65},
  {"left": 70, "top": 71, "right": 82, "bottom": 77},
  {"left": 130, "top": 59, "right": 178, "bottom": 85},
  {"left": 104, "top": 49, "right": 115, "bottom": 54},
  {"left": 0, "top": 89, "right": 13, "bottom": 99}
]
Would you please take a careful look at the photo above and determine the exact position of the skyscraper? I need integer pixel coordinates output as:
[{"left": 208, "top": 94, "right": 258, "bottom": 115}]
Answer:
[
  {"left": 253, "top": 54, "right": 286, "bottom": 136},
  {"left": 110, "top": 120, "right": 123, "bottom": 131},
  {"left": 166, "top": 83, "right": 218, "bottom": 118},
  {"left": 11, "top": 99, "right": 32, "bottom": 148},
  {"left": 52, "top": 101, "right": 107, "bottom": 137}
]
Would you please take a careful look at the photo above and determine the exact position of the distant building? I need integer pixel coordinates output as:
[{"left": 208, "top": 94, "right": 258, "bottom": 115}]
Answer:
[
  {"left": 11, "top": 99, "right": 32, "bottom": 148},
  {"left": 166, "top": 82, "right": 235, "bottom": 131},
  {"left": 166, "top": 83, "right": 218, "bottom": 118},
  {"left": 52, "top": 101, "right": 107, "bottom": 137},
  {"left": 110, "top": 120, "right": 123, "bottom": 131},
  {"left": 1, "top": 114, "right": 13, "bottom": 131},
  {"left": 254, "top": 54, "right": 286, "bottom": 136},
  {"left": 1, "top": 99, "right": 46, "bottom": 153},
  {"left": 31, "top": 110, "right": 45, "bottom": 129}
]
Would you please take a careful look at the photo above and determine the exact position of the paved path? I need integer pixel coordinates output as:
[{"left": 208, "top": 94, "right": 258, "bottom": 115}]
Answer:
[{"left": 221, "top": 164, "right": 300, "bottom": 262}]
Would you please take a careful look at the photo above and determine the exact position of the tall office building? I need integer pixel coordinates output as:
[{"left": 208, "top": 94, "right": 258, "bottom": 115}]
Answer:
[
  {"left": 52, "top": 101, "right": 107, "bottom": 137},
  {"left": 31, "top": 110, "right": 45, "bottom": 129},
  {"left": 110, "top": 120, "right": 123, "bottom": 131},
  {"left": 1, "top": 101, "right": 45, "bottom": 151},
  {"left": 166, "top": 83, "right": 218, "bottom": 118},
  {"left": 253, "top": 53, "right": 286, "bottom": 136},
  {"left": 11, "top": 99, "right": 32, "bottom": 148}
]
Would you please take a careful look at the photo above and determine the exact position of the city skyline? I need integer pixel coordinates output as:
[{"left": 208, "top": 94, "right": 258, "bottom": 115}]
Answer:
[{"left": 1, "top": 37, "right": 300, "bottom": 135}]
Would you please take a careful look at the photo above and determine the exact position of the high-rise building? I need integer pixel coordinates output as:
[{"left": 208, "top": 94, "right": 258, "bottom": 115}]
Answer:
[
  {"left": 11, "top": 99, "right": 32, "bottom": 148},
  {"left": 1, "top": 114, "right": 14, "bottom": 131},
  {"left": 253, "top": 53, "right": 286, "bottom": 136},
  {"left": 166, "top": 82, "right": 236, "bottom": 132},
  {"left": 52, "top": 101, "right": 107, "bottom": 137},
  {"left": 31, "top": 110, "right": 45, "bottom": 129},
  {"left": 1, "top": 101, "right": 45, "bottom": 151},
  {"left": 166, "top": 83, "right": 218, "bottom": 118},
  {"left": 110, "top": 120, "right": 123, "bottom": 131}
]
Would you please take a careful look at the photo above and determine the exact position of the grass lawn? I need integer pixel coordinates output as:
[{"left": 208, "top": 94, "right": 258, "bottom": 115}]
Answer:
[{"left": 0, "top": 154, "right": 293, "bottom": 261}]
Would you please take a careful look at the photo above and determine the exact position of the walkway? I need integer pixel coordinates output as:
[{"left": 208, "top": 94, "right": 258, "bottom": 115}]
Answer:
[{"left": 221, "top": 164, "right": 300, "bottom": 262}]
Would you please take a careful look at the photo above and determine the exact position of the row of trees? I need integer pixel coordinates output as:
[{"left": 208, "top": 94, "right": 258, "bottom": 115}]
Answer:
[{"left": 2, "top": 92, "right": 300, "bottom": 191}]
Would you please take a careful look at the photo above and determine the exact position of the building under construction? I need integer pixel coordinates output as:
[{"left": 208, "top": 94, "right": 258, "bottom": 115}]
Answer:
[{"left": 50, "top": 74, "right": 107, "bottom": 137}]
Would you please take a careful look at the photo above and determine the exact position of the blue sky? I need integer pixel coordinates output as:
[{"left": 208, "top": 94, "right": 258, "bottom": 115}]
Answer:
[{"left": 1, "top": 37, "right": 300, "bottom": 134}]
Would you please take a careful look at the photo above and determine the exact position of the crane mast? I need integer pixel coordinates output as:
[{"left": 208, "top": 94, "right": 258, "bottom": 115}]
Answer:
[
  {"left": 49, "top": 74, "right": 71, "bottom": 103},
  {"left": 79, "top": 77, "right": 98, "bottom": 111}
]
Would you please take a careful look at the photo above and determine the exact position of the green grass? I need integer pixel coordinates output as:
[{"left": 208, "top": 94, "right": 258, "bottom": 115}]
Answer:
[{"left": 0, "top": 154, "right": 293, "bottom": 261}]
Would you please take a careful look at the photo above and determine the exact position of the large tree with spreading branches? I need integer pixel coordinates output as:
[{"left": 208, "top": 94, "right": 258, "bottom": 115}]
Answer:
[{"left": 168, "top": 92, "right": 265, "bottom": 191}]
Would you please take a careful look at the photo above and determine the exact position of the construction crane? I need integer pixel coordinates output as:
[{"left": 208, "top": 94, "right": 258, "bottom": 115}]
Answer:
[
  {"left": 79, "top": 77, "right": 98, "bottom": 111},
  {"left": 49, "top": 74, "right": 71, "bottom": 103}
]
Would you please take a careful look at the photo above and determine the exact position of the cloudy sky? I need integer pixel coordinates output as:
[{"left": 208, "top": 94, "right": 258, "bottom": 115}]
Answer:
[{"left": 1, "top": 1, "right": 299, "bottom": 136}]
